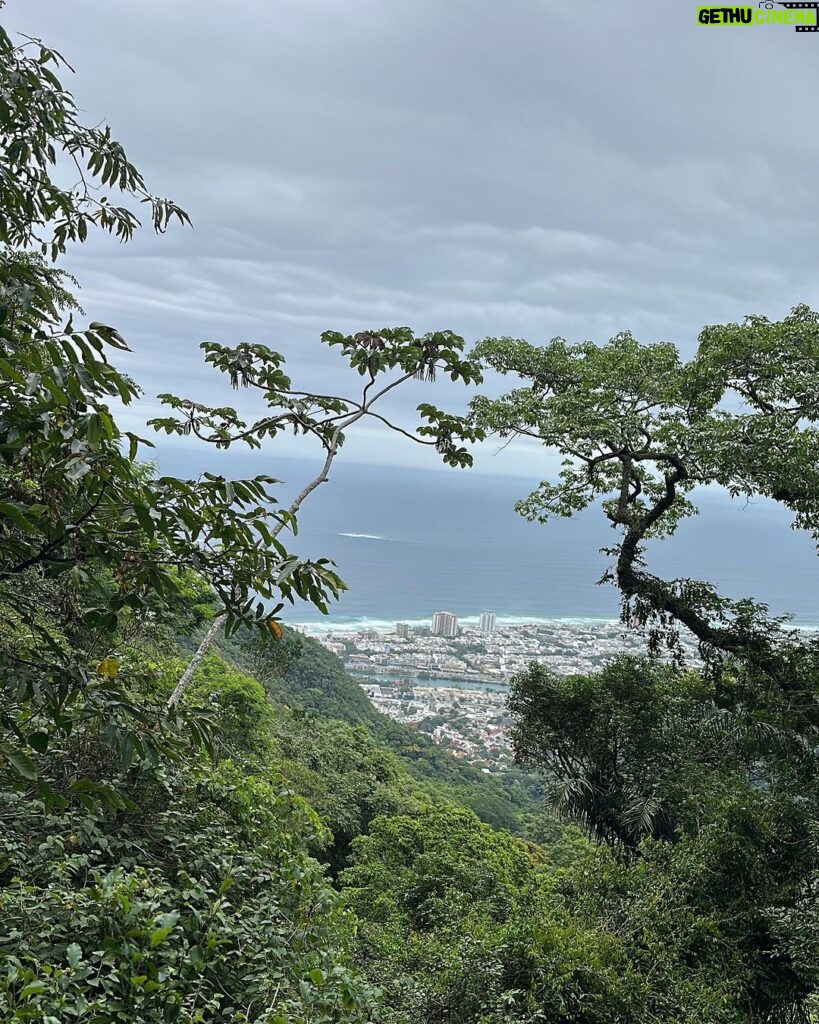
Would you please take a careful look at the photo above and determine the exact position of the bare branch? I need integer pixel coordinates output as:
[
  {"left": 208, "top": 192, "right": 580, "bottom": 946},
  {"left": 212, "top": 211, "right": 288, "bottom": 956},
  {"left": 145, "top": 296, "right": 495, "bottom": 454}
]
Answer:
[{"left": 166, "top": 613, "right": 226, "bottom": 710}]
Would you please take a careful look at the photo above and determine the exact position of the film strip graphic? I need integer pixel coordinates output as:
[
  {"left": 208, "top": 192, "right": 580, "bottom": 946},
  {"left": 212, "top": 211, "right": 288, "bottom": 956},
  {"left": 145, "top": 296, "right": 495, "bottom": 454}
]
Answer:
[{"left": 776, "top": 1, "right": 819, "bottom": 31}]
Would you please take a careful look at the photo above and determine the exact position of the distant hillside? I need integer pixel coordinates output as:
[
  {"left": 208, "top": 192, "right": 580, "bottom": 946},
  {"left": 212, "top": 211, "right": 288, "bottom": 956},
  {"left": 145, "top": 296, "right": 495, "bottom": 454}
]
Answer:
[{"left": 221, "top": 627, "right": 543, "bottom": 835}]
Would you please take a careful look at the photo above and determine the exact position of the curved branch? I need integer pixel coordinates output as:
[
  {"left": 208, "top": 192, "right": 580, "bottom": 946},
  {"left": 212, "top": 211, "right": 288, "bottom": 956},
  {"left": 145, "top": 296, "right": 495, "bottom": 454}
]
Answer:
[
  {"left": 611, "top": 451, "right": 787, "bottom": 675},
  {"left": 270, "top": 426, "right": 345, "bottom": 540},
  {"left": 170, "top": 368, "right": 424, "bottom": 696},
  {"left": 360, "top": 410, "right": 439, "bottom": 446}
]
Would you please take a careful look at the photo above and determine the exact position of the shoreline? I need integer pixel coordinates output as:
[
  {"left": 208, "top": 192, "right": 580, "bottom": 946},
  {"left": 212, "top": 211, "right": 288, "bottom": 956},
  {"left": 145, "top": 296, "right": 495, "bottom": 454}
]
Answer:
[
  {"left": 311, "top": 614, "right": 819, "bottom": 692},
  {"left": 287, "top": 614, "right": 819, "bottom": 635},
  {"left": 287, "top": 614, "right": 624, "bottom": 635}
]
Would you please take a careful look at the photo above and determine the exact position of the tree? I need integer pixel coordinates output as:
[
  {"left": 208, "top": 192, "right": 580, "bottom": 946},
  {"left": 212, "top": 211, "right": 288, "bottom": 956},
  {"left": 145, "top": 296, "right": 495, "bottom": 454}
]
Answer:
[
  {"left": 343, "top": 804, "right": 538, "bottom": 930},
  {"left": 153, "top": 326, "right": 485, "bottom": 696},
  {"left": 0, "top": 9, "right": 188, "bottom": 254},
  {"left": 470, "top": 316, "right": 819, "bottom": 1019},
  {"left": 0, "top": 12, "right": 222, "bottom": 787},
  {"left": 0, "top": 247, "right": 349, "bottom": 792},
  {"left": 508, "top": 657, "right": 699, "bottom": 849},
  {"left": 342, "top": 805, "right": 641, "bottom": 1024},
  {"left": 0, "top": 760, "right": 380, "bottom": 1023},
  {"left": 470, "top": 313, "right": 819, "bottom": 712}
]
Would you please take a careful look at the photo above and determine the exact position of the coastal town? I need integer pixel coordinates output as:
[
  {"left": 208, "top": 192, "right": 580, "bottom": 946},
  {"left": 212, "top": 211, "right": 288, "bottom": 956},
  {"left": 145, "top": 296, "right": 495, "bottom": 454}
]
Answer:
[{"left": 310, "top": 614, "right": 704, "bottom": 770}]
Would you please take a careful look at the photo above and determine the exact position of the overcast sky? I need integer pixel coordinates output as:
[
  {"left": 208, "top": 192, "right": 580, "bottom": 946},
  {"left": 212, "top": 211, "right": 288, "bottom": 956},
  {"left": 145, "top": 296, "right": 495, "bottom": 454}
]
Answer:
[{"left": 11, "top": 0, "right": 819, "bottom": 476}]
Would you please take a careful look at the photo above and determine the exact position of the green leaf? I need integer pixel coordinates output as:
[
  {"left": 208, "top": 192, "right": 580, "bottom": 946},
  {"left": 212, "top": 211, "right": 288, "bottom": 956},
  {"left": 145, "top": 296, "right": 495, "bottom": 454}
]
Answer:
[
  {"left": 0, "top": 501, "right": 38, "bottom": 533},
  {"left": 5, "top": 747, "right": 38, "bottom": 780},
  {"left": 42, "top": 375, "right": 69, "bottom": 404},
  {"left": 133, "top": 502, "right": 155, "bottom": 538},
  {"left": 20, "top": 981, "right": 46, "bottom": 998},
  {"left": 69, "top": 779, "right": 131, "bottom": 811},
  {"left": 27, "top": 731, "right": 49, "bottom": 753},
  {"left": 149, "top": 926, "right": 174, "bottom": 947}
]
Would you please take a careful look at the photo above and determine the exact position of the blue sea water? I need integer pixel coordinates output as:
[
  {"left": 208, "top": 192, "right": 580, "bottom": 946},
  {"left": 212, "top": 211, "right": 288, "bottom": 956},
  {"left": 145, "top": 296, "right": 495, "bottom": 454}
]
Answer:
[{"left": 155, "top": 446, "right": 819, "bottom": 629}]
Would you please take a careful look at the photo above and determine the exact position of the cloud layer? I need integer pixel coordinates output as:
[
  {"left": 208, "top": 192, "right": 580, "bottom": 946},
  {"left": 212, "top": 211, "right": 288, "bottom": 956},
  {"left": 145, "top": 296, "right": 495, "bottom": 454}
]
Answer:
[{"left": 11, "top": 0, "right": 819, "bottom": 473}]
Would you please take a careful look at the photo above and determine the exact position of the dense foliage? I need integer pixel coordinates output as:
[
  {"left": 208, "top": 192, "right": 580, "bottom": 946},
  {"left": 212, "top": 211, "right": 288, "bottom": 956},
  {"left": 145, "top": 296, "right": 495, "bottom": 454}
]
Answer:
[
  {"left": 233, "top": 629, "right": 544, "bottom": 836},
  {"left": 471, "top": 323, "right": 819, "bottom": 1021},
  {"left": 1, "top": 763, "right": 378, "bottom": 1024},
  {"left": 0, "top": 14, "right": 346, "bottom": 790}
]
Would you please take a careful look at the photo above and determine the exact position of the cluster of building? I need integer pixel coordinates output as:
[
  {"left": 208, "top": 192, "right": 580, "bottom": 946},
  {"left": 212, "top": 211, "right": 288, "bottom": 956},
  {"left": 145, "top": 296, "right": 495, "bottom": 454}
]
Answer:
[
  {"left": 319, "top": 612, "right": 702, "bottom": 685},
  {"left": 312, "top": 612, "right": 704, "bottom": 770},
  {"left": 422, "top": 610, "right": 496, "bottom": 639},
  {"left": 360, "top": 680, "right": 513, "bottom": 769}
]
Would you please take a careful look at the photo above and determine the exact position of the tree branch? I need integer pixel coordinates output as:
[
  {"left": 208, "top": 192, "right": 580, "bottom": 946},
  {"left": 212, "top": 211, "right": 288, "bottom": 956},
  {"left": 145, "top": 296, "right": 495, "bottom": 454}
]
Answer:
[
  {"left": 166, "top": 613, "right": 225, "bottom": 710},
  {"left": 1, "top": 481, "right": 108, "bottom": 577}
]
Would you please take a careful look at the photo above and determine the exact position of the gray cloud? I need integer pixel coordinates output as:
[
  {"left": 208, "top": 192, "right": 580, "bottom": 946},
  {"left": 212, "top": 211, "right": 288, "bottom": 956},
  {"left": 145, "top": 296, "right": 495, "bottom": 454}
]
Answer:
[{"left": 10, "top": 0, "right": 819, "bottom": 474}]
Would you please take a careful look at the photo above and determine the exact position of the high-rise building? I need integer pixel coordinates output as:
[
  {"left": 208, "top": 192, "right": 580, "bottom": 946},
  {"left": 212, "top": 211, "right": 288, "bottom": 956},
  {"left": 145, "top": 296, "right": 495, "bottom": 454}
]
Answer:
[
  {"left": 431, "top": 611, "right": 459, "bottom": 638},
  {"left": 396, "top": 622, "right": 411, "bottom": 639},
  {"left": 479, "top": 611, "right": 497, "bottom": 635}
]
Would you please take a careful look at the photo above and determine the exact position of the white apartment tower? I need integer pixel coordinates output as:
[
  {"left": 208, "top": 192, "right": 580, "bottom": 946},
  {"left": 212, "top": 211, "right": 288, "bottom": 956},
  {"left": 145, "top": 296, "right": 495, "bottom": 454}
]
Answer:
[
  {"left": 431, "top": 611, "right": 459, "bottom": 638},
  {"left": 395, "top": 622, "right": 411, "bottom": 639},
  {"left": 479, "top": 611, "right": 497, "bottom": 635}
]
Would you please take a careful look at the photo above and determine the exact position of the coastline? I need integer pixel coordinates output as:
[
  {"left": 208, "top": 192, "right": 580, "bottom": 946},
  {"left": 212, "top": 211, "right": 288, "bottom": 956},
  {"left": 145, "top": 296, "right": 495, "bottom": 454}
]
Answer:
[
  {"left": 302, "top": 610, "right": 819, "bottom": 701},
  {"left": 287, "top": 613, "right": 819, "bottom": 636},
  {"left": 287, "top": 614, "right": 624, "bottom": 636}
]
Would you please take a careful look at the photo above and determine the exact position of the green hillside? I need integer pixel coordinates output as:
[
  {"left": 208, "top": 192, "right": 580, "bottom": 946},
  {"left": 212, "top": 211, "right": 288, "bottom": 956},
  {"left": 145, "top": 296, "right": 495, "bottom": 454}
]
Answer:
[{"left": 222, "top": 627, "right": 544, "bottom": 837}]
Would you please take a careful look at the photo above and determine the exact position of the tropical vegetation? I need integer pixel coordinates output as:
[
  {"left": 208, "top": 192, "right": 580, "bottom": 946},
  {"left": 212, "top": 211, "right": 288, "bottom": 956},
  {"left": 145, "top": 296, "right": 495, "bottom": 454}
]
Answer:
[{"left": 1, "top": 7, "right": 817, "bottom": 1023}]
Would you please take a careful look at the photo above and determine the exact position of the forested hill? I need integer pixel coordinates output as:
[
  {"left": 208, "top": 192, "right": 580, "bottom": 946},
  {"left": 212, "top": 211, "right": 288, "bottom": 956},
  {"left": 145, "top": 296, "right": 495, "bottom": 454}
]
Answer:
[{"left": 220, "top": 627, "right": 544, "bottom": 837}]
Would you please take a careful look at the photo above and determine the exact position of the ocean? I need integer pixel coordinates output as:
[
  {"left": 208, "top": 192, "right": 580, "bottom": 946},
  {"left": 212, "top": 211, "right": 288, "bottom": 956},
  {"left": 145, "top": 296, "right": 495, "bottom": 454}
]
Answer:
[{"left": 155, "top": 446, "right": 819, "bottom": 630}]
